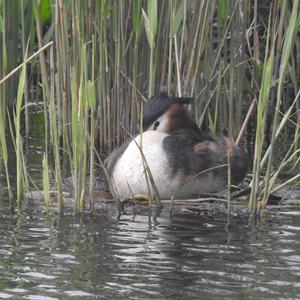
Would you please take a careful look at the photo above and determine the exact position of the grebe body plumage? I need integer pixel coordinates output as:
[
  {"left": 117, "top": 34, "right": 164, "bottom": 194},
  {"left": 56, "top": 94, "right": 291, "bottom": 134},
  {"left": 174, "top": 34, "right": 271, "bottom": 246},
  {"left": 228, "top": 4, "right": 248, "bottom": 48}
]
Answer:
[{"left": 107, "top": 94, "right": 248, "bottom": 200}]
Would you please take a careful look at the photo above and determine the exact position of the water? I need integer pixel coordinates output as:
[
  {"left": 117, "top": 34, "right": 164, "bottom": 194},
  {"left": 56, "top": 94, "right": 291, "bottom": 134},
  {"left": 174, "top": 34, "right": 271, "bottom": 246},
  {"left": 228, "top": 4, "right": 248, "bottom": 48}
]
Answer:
[
  {"left": 0, "top": 119, "right": 300, "bottom": 299},
  {"left": 0, "top": 199, "right": 299, "bottom": 299}
]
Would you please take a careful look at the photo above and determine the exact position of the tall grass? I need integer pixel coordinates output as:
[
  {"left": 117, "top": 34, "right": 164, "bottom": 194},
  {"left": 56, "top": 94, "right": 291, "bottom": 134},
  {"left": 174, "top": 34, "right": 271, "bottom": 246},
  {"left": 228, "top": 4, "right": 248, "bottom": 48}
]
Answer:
[
  {"left": 13, "top": 44, "right": 29, "bottom": 204},
  {"left": 248, "top": 10, "right": 274, "bottom": 215},
  {"left": 0, "top": 0, "right": 12, "bottom": 204},
  {"left": 0, "top": 0, "right": 299, "bottom": 214}
]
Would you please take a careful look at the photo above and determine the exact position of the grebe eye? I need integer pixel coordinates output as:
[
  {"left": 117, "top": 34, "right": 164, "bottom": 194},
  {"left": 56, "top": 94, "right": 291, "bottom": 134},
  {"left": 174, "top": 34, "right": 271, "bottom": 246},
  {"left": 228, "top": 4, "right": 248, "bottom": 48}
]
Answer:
[{"left": 153, "top": 121, "right": 160, "bottom": 130}]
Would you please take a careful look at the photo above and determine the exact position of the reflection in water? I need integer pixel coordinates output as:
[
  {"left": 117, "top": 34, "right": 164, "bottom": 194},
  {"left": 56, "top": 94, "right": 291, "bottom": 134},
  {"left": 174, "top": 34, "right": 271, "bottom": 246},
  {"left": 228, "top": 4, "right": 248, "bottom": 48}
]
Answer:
[{"left": 0, "top": 202, "right": 299, "bottom": 299}]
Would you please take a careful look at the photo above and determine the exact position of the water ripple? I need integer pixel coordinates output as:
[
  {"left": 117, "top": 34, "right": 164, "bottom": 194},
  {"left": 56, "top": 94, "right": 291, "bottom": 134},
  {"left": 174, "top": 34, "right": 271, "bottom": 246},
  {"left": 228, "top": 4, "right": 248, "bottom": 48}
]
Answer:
[{"left": 0, "top": 204, "right": 298, "bottom": 299}]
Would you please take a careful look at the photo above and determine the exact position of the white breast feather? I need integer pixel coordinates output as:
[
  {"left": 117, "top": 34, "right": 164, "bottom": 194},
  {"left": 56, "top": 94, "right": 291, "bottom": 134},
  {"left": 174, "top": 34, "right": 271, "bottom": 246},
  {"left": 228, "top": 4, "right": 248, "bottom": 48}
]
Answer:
[{"left": 111, "top": 131, "right": 181, "bottom": 199}]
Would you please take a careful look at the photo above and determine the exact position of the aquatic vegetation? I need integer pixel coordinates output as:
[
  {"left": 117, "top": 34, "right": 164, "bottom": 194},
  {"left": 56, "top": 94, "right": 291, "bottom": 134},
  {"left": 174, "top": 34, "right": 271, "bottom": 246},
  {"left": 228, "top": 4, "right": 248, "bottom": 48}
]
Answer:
[{"left": 0, "top": 0, "right": 299, "bottom": 215}]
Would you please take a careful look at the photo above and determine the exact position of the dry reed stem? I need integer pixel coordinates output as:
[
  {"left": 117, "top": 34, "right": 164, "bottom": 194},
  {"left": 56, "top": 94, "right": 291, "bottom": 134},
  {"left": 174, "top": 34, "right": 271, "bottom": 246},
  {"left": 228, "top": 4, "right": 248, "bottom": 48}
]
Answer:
[
  {"left": 235, "top": 97, "right": 257, "bottom": 146},
  {"left": 0, "top": 41, "right": 54, "bottom": 85}
]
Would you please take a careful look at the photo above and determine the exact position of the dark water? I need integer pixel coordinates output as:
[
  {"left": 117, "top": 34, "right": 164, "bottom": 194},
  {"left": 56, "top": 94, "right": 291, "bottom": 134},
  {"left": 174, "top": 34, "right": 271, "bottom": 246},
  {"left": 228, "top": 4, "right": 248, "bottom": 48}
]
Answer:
[
  {"left": 0, "top": 198, "right": 299, "bottom": 299},
  {"left": 1, "top": 119, "right": 300, "bottom": 299}
]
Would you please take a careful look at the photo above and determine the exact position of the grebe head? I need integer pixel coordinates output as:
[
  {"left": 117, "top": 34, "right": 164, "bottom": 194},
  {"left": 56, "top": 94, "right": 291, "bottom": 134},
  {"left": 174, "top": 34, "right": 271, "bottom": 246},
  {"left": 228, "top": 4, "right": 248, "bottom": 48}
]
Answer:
[{"left": 142, "top": 93, "right": 194, "bottom": 133}]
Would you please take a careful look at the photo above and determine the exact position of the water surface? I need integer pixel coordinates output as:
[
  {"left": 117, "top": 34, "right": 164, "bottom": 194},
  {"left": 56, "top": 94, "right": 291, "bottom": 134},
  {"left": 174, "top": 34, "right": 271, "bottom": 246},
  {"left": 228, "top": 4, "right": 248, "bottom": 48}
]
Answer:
[{"left": 0, "top": 198, "right": 299, "bottom": 299}]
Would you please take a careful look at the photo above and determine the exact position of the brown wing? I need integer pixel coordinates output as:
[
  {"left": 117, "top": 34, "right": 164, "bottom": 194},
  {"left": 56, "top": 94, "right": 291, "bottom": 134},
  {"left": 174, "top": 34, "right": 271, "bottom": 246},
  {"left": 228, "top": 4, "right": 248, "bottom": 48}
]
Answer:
[
  {"left": 194, "top": 135, "right": 248, "bottom": 184},
  {"left": 163, "top": 133, "right": 248, "bottom": 184},
  {"left": 163, "top": 134, "right": 217, "bottom": 177}
]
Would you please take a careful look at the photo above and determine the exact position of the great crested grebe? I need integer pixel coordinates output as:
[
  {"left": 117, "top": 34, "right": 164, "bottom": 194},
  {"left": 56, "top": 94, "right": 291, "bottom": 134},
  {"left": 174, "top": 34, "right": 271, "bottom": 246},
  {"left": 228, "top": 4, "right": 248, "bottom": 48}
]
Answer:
[{"left": 106, "top": 94, "right": 248, "bottom": 200}]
